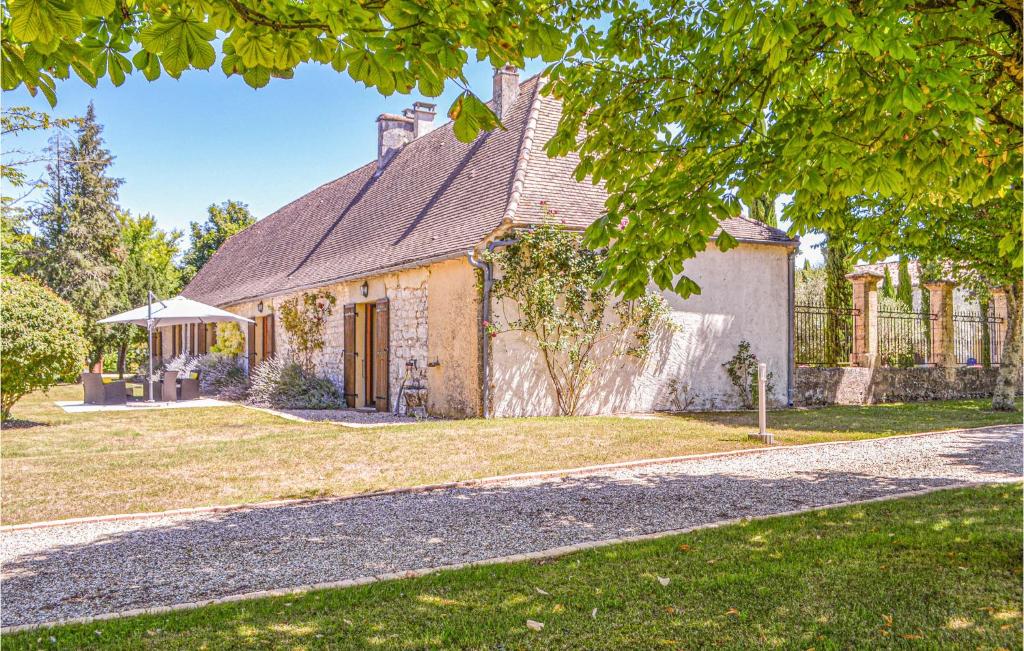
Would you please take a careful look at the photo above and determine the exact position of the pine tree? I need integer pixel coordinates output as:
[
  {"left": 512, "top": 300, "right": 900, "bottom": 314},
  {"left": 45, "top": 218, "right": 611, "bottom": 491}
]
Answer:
[
  {"left": 31, "top": 102, "right": 123, "bottom": 366},
  {"left": 896, "top": 257, "right": 914, "bottom": 310},
  {"left": 802, "top": 258, "right": 811, "bottom": 272}
]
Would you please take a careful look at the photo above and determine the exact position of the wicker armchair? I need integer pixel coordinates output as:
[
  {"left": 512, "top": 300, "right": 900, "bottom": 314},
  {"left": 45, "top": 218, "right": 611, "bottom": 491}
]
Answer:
[
  {"left": 178, "top": 371, "right": 201, "bottom": 401},
  {"left": 160, "top": 371, "right": 179, "bottom": 402},
  {"left": 81, "top": 373, "right": 127, "bottom": 405}
]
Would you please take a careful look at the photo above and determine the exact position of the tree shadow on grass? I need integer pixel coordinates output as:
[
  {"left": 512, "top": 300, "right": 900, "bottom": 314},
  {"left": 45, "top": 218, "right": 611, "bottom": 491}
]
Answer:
[{"left": 1, "top": 419, "right": 48, "bottom": 430}]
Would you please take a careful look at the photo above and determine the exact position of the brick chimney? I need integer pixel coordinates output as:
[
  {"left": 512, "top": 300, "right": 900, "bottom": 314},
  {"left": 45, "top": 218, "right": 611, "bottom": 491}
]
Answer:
[
  {"left": 492, "top": 65, "right": 520, "bottom": 121},
  {"left": 376, "top": 102, "right": 437, "bottom": 170}
]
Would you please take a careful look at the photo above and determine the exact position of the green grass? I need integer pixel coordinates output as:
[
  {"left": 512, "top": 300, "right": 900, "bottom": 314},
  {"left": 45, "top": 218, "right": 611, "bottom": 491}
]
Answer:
[
  {"left": 7, "top": 485, "right": 1020, "bottom": 649},
  {"left": 2, "top": 385, "right": 1019, "bottom": 524}
]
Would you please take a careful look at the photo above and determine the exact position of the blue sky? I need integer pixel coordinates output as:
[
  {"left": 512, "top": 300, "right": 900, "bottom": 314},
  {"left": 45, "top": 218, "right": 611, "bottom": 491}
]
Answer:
[{"left": 3, "top": 59, "right": 821, "bottom": 264}]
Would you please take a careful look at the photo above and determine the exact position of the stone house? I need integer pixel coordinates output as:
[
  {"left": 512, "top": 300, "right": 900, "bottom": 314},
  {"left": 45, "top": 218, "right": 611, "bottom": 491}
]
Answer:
[{"left": 174, "top": 68, "right": 798, "bottom": 417}]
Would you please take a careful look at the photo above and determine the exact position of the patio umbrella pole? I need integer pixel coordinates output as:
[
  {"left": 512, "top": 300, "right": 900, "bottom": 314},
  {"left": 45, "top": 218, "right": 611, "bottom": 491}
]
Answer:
[{"left": 147, "top": 290, "right": 155, "bottom": 403}]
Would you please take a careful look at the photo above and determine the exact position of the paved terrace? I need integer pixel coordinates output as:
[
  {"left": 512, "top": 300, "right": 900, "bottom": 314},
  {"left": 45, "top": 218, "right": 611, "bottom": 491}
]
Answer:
[{"left": 2, "top": 424, "right": 1021, "bottom": 628}]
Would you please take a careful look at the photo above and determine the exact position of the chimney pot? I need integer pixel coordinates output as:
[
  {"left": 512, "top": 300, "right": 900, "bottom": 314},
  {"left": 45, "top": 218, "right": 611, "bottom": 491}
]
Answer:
[{"left": 492, "top": 65, "right": 520, "bottom": 121}]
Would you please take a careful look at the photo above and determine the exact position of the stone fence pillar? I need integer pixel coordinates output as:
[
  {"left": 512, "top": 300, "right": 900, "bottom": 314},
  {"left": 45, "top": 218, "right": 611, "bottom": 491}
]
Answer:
[
  {"left": 990, "top": 286, "right": 1009, "bottom": 349},
  {"left": 924, "top": 280, "right": 955, "bottom": 367},
  {"left": 846, "top": 272, "right": 882, "bottom": 368}
]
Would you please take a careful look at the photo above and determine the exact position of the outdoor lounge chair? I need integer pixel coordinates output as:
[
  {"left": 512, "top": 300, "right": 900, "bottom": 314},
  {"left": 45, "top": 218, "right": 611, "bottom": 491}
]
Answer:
[
  {"left": 178, "top": 371, "right": 201, "bottom": 401},
  {"left": 160, "top": 371, "right": 179, "bottom": 402},
  {"left": 81, "top": 373, "right": 127, "bottom": 406}
]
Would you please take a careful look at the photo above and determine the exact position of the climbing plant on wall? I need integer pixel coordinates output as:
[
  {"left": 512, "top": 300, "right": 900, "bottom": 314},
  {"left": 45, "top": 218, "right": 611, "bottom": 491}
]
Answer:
[
  {"left": 484, "top": 219, "right": 670, "bottom": 416},
  {"left": 278, "top": 290, "right": 336, "bottom": 373}
]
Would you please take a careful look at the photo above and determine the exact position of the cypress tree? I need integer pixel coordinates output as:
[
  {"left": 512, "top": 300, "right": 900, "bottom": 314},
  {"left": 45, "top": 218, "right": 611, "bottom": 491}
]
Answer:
[
  {"left": 881, "top": 266, "right": 895, "bottom": 298},
  {"left": 896, "top": 258, "right": 913, "bottom": 310},
  {"left": 31, "top": 103, "right": 123, "bottom": 367},
  {"left": 803, "top": 258, "right": 811, "bottom": 272},
  {"left": 823, "top": 230, "right": 852, "bottom": 366},
  {"left": 749, "top": 194, "right": 777, "bottom": 228}
]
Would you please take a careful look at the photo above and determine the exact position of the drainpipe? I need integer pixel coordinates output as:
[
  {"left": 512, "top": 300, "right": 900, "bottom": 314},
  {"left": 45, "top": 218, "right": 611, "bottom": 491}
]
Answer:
[
  {"left": 467, "top": 250, "right": 492, "bottom": 418},
  {"left": 787, "top": 247, "right": 796, "bottom": 407},
  {"left": 466, "top": 238, "right": 518, "bottom": 419}
]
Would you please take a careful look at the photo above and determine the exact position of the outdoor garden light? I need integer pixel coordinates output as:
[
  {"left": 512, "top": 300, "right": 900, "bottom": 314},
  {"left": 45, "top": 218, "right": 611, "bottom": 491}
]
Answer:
[
  {"left": 361, "top": 281, "right": 369, "bottom": 298},
  {"left": 257, "top": 301, "right": 264, "bottom": 313}
]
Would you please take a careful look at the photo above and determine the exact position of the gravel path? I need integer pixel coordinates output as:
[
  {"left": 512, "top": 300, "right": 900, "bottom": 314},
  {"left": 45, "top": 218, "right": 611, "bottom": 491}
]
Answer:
[{"left": 2, "top": 424, "right": 1020, "bottom": 628}]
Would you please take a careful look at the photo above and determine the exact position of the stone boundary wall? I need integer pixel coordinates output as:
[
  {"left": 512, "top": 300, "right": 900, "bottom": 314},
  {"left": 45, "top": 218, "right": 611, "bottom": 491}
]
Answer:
[{"left": 794, "top": 366, "right": 1002, "bottom": 406}]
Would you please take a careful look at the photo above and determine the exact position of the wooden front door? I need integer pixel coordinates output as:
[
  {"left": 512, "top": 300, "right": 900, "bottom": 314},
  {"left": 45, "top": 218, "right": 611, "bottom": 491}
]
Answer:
[
  {"left": 373, "top": 298, "right": 390, "bottom": 412},
  {"left": 261, "top": 314, "right": 275, "bottom": 360},
  {"left": 342, "top": 304, "right": 357, "bottom": 407}
]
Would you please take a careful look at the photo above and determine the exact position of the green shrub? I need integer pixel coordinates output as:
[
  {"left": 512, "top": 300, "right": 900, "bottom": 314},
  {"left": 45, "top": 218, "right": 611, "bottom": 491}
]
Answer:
[
  {"left": 247, "top": 357, "right": 341, "bottom": 409},
  {"left": 722, "top": 340, "right": 775, "bottom": 410},
  {"left": 0, "top": 276, "right": 88, "bottom": 419}
]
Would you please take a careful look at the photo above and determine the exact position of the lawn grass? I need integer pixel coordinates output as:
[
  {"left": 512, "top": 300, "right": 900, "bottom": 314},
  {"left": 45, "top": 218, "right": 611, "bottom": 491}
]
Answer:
[
  {"left": 2, "top": 384, "right": 1019, "bottom": 525},
  {"left": 6, "top": 484, "right": 1020, "bottom": 649}
]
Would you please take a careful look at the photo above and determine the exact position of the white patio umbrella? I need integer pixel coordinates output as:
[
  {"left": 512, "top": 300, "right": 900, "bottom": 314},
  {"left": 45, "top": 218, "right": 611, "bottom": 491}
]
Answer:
[{"left": 98, "top": 292, "right": 254, "bottom": 401}]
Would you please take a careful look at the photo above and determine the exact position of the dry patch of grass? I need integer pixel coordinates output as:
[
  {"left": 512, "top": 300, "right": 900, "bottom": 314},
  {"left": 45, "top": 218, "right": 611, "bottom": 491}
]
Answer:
[{"left": 2, "top": 385, "right": 1019, "bottom": 525}]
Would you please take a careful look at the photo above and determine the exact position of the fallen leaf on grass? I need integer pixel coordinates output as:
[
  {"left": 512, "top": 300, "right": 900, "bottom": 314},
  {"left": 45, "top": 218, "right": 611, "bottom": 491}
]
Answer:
[
  {"left": 552, "top": 604, "right": 564, "bottom": 613},
  {"left": 725, "top": 608, "right": 739, "bottom": 617},
  {"left": 526, "top": 620, "right": 545, "bottom": 631},
  {"left": 591, "top": 608, "right": 598, "bottom": 619},
  {"left": 677, "top": 544, "right": 691, "bottom": 552},
  {"left": 900, "top": 634, "right": 923, "bottom": 640},
  {"left": 534, "top": 587, "right": 550, "bottom": 596},
  {"left": 657, "top": 576, "right": 671, "bottom": 586},
  {"left": 664, "top": 606, "right": 676, "bottom": 615},
  {"left": 881, "top": 614, "right": 893, "bottom": 627}
]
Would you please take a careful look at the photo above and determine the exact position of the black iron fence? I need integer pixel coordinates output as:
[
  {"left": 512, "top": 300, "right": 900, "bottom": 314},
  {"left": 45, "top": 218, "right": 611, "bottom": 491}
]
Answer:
[
  {"left": 877, "top": 310, "right": 933, "bottom": 367},
  {"left": 795, "top": 303, "right": 857, "bottom": 366},
  {"left": 953, "top": 310, "right": 1004, "bottom": 367}
]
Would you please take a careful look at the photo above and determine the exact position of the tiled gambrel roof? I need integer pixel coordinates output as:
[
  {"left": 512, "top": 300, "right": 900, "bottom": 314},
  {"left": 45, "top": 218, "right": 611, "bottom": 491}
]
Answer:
[{"left": 183, "top": 75, "right": 795, "bottom": 307}]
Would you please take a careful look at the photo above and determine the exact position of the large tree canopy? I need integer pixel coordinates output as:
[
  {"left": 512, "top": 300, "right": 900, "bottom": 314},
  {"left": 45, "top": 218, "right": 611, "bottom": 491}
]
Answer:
[
  {"left": 547, "top": 0, "right": 1022, "bottom": 298},
  {"left": 1, "top": 0, "right": 569, "bottom": 139},
  {"left": 181, "top": 199, "right": 254, "bottom": 282}
]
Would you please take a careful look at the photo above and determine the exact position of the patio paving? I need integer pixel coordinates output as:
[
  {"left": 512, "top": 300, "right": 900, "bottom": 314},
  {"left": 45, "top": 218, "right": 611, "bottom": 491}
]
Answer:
[{"left": 55, "top": 398, "right": 234, "bottom": 413}]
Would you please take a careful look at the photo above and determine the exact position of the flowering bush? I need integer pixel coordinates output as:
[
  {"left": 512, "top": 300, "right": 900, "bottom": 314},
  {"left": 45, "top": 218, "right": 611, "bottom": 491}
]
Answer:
[
  {"left": 247, "top": 357, "right": 341, "bottom": 409},
  {"left": 197, "top": 354, "right": 248, "bottom": 400}
]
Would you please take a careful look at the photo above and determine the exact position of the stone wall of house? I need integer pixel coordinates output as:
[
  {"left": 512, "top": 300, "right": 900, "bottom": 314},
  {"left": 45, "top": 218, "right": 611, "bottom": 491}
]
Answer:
[
  {"left": 386, "top": 270, "right": 429, "bottom": 415},
  {"left": 490, "top": 242, "right": 795, "bottom": 416},
  {"left": 794, "top": 366, "right": 1004, "bottom": 406},
  {"left": 220, "top": 265, "right": 433, "bottom": 413}
]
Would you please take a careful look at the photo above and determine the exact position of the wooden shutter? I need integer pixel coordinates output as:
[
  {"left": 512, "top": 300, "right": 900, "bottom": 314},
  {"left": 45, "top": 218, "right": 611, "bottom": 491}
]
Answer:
[
  {"left": 247, "top": 322, "right": 257, "bottom": 369},
  {"left": 343, "top": 304, "right": 357, "bottom": 407},
  {"left": 173, "top": 325, "right": 181, "bottom": 356},
  {"left": 198, "top": 324, "right": 207, "bottom": 354},
  {"left": 374, "top": 298, "right": 390, "bottom": 412},
  {"left": 264, "top": 314, "right": 275, "bottom": 359}
]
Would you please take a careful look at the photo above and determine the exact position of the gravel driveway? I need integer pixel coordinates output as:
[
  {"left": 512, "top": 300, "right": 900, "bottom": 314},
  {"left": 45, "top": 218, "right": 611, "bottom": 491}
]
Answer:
[{"left": 2, "top": 424, "right": 1020, "bottom": 628}]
